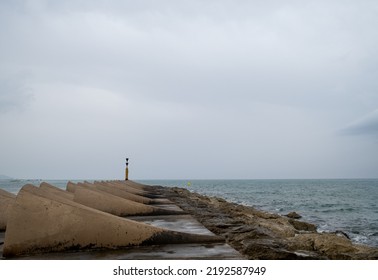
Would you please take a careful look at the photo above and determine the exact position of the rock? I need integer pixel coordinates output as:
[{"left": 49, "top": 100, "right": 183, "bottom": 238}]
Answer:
[
  {"left": 256, "top": 217, "right": 298, "bottom": 238},
  {"left": 163, "top": 186, "right": 378, "bottom": 260},
  {"left": 335, "top": 230, "right": 350, "bottom": 240},
  {"left": 288, "top": 219, "right": 317, "bottom": 232},
  {"left": 242, "top": 238, "right": 317, "bottom": 260},
  {"left": 287, "top": 233, "right": 378, "bottom": 259},
  {"left": 286, "top": 212, "right": 302, "bottom": 219}
]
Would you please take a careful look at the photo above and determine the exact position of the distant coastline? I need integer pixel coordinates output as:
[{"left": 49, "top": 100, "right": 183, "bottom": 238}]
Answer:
[{"left": 0, "top": 175, "right": 13, "bottom": 180}]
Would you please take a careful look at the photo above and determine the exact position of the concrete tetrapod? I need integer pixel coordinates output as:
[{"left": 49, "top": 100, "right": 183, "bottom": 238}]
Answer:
[
  {"left": 71, "top": 185, "right": 185, "bottom": 216},
  {"left": 78, "top": 182, "right": 154, "bottom": 204},
  {"left": 121, "top": 181, "right": 166, "bottom": 199},
  {"left": 39, "top": 182, "right": 74, "bottom": 201},
  {"left": 3, "top": 185, "right": 224, "bottom": 257},
  {"left": 104, "top": 181, "right": 151, "bottom": 195},
  {"left": 0, "top": 189, "right": 16, "bottom": 231},
  {"left": 124, "top": 180, "right": 155, "bottom": 191},
  {"left": 109, "top": 180, "right": 149, "bottom": 189},
  {"left": 104, "top": 181, "right": 162, "bottom": 198},
  {"left": 109, "top": 180, "right": 152, "bottom": 192},
  {"left": 115, "top": 180, "right": 177, "bottom": 204},
  {"left": 91, "top": 181, "right": 173, "bottom": 205}
]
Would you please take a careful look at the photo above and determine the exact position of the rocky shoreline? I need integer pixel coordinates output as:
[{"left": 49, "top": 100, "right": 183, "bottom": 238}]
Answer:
[{"left": 161, "top": 186, "right": 378, "bottom": 260}]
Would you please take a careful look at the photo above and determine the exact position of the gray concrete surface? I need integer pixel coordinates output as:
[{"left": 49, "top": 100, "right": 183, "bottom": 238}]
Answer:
[
  {"left": 0, "top": 181, "right": 244, "bottom": 259},
  {"left": 0, "top": 231, "right": 4, "bottom": 259},
  {"left": 9, "top": 243, "right": 242, "bottom": 260},
  {"left": 128, "top": 214, "right": 215, "bottom": 235}
]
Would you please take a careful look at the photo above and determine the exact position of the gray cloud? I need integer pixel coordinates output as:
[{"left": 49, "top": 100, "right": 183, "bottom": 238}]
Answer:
[
  {"left": 1, "top": 0, "right": 378, "bottom": 179},
  {"left": 0, "top": 74, "right": 33, "bottom": 113},
  {"left": 341, "top": 109, "right": 378, "bottom": 135}
]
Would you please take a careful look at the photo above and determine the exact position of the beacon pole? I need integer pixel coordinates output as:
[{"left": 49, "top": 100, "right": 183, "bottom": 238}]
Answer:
[{"left": 125, "top": 158, "right": 129, "bottom": 181}]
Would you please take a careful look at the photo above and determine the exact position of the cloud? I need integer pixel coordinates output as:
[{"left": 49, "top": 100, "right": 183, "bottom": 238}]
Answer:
[
  {"left": 3, "top": 0, "right": 378, "bottom": 109},
  {"left": 0, "top": 74, "right": 33, "bottom": 113},
  {"left": 341, "top": 109, "right": 378, "bottom": 136},
  {"left": 1, "top": 1, "right": 378, "bottom": 179}
]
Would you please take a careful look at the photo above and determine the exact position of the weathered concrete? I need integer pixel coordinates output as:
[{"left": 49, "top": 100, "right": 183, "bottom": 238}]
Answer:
[
  {"left": 0, "top": 189, "right": 16, "bottom": 231},
  {"left": 72, "top": 186, "right": 186, "bottom": 216},
  {"left": 129, "top": 215, "right": 216, "bottom": 235},
  {"left": 96, "top": 180, "right": 148, "bottom": 190},
  {"left": 116, "top": 180, "right": 150, "bottom": 190},
  {"left": 103, "top": 181, "right": 160, "bottom": 198},
  {"left": 91, "top": 181, "right": 173, "bottom": 204},
  {"left": 66, "top": 181, "right": 79, "bottom": 193},
  {"left": 0, "top": 231, "right": 4, "bottom": 258},
  {"left": 113, "top": 180, "right": 160, "bottom": 194},
  {"left": 19, "top": 184, "right": 78, "bottom": 205},
  {"left": 3, "top": 210, "right": 242, "bottom": 260},
  {"left": 10, "top": 243, "right": 242, "bottom": 260},
  {"left": 39, "top": 182, "right": 74, "bottom": 201},
  {"left": 80, "top": 181, "right": 154, "bottom": 204},
  {"left": 3, "top": 185, "right": 224, "bottom": 257}
]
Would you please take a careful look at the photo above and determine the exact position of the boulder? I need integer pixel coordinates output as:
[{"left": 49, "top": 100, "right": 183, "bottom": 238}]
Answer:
[
  {"left": 286, "top": 212, "right": 302, "bottom": 219},
  {"left": 287, "top": 219, "right": 317, "bottom": 232},
  {"left": 287, "top": 232, "right": 378, "bottom": 259}
]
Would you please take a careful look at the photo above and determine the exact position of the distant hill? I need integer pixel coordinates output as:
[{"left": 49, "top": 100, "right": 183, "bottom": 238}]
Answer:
[{"left": 0, "top": 174, "right": 13, "bottom": 180}]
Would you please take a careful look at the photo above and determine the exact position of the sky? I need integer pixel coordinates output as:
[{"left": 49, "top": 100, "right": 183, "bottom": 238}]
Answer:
[{"left": 1, "top": 0, "right": 378, "bottom": 180}]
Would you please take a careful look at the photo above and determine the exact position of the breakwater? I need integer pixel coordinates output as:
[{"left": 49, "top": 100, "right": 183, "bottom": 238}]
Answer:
[
  {"left": 0, "top": 180, "right": 240, "bottom": 259},
  {"left": 1, "top": 180, "right": 378, "bottom": 259}
]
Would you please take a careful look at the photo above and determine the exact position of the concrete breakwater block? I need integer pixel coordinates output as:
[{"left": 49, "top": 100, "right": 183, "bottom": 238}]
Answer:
[
  {"left": 106, "top": 182, "right": 163, "bottom": 199},
  {"left": 90, "top": 181, "right": 172, "bottom": 205},
  {"left": 113, "top": 180, "right": 160, "bottom": 194},
  {"left": 101, "top": 180, "right": 149, "bottom": 190},
  {"left": 3, "top": 185, "right": 224, "bottom": 257},
  {"left": 39, "top": 182, "right": 74, "bottom": 201},
  {"left": 21, "top": 184, "right": 74, "bottom": 205},
  {"left": 71, "top": 186, "right": 185, "bottom": 216},
  {"left": 124, "top": 181, "right": 168, "bottom": 199},
  {"left": 78, "top": 182, "right": 154, "bottom": 204},
  {"left": 121, "top": 180, "right": 152, "bottom": 190},
  {"left": 0, "top": 189, "right": 16, "bottom": 231},
  {"left": 108, "top": 182, "right": 152, "bottom": 195}
]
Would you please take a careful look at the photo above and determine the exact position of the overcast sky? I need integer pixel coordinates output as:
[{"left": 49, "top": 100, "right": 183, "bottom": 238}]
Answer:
[{"left": 1, "top": 0, "right": 378, "bottom": 180}]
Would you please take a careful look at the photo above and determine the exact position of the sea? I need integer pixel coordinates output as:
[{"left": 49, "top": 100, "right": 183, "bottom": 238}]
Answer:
[{"left": 1, "top": 178, "right": 377, "bottom": 248}]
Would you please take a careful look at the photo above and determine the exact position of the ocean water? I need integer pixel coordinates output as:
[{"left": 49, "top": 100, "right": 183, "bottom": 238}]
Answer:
[{"left": 1, "top": 178, "right": 377, "bottom": 248}]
